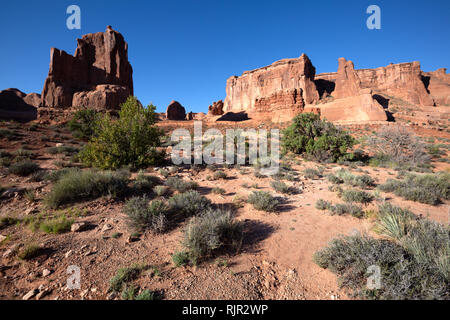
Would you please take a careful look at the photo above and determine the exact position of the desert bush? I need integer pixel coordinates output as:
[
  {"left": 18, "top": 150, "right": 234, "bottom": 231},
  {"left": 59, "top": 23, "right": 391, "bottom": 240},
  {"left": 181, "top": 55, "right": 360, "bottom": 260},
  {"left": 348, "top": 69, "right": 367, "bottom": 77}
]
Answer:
[
  {"left": 79, "top": 97, "right": 165, "bottom": 169},
  {"left": 303, "top": 167, "right": 323, "bottom": 179},
  {"left": 331, "top": 169, "right": 375, "bottom": 189},
  {"left": 8, "top": 160, "right": 39, "bottom": 176},
  {"left": 0, "top": 217, "right": 20, "bottom": 230},
  {"left": 282, "top": 113, "right": 355, "bottom": 162},
  {"left": 132, "top": 171, "right": 161, "bottom": 191},
  {"left": 247, "top": 191, "right": 279, "bottom": 212},
  {"left": 0, "top": 129, "right": 17, "bottom": 140},
  {"left": 153, "top": 185, "right": 169, "bottom": 197},
  {"left": 124, "top": 196, "right": 169, "bottom": 233},
  {"left": 44, "top": 169, "right": 129, "bottom": 208},
  {"left": 165, "top": 177, "right": 198, "bottom": 193},
  {"left": 39, "top": 215, "right": 74, "bottom": 234},
  {"left": 67, "top": 107, "right": 100, "bottom": 140},
  {"left": 270, "top": 180, "right": 292, "bottom": 194},
  {"left": 109, "top": 264, "right": 147, "bottom": 293},
  {"left": 47, "top": 145, "right": 79, "bottom": 156},
  {"left": 212, "top": 187, "right": 226, "bottom": 195},
  {"left": 213, "top": 170, "right": 227, "bottom": 180},
  {"left": 341, "top": 189, "right": 374, "bottom": 204},
  {"left": 183, "top": 209, "right": 243, "bottom": 264},
  {"left": 168, "top": 191, "right": 211, "bottom": 217},
  {"left": 315, "top": 199, "right": 332, "bottom": 210},
  {"left": 380, "top": 172, "right": 450, "bottom": 205},
  {"left": 172, "top": 251, "right": 190, "bottom": 267},
  {"left": 375, "top": 203, "right": 416, "bottom": 239},
  {"left": 18, "top": 244, "right": 43, "bottom": 260},
  {"left": 330, "top": 203, "right": 364, "bottom": 218},
  {"left": 366, "top": 126, "right": 430, "bottom": 165}
]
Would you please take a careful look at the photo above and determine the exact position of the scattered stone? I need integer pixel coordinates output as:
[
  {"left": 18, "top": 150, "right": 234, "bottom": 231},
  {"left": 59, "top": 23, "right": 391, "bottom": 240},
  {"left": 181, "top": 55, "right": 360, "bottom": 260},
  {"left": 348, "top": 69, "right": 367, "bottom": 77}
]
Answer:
[
  {"left": 107, "top": 291, "right": 117, "bottom": 300},
  {"left": 42, "top": 269, "right": 52, "bottom": 277},
  {"left": 64, "top": 250, "right": 73, "bottom": 258},
  {"left": 36, "top": 289, "right": 49, "bottom": 300},
  {"left": 0, "top": 235, "right": 6, "bottom": 242},
  {"left": 71, "top": 222, "right": 86, "bottom": 233},
  {"left": 127, "top": 235, "right": 139, "bottom": 243},
  {"left": 101, "top": 224, "right": 113, "bottom": 233},
  {"left": 23, "top": 289, "right": 38, "bottom": 300}
]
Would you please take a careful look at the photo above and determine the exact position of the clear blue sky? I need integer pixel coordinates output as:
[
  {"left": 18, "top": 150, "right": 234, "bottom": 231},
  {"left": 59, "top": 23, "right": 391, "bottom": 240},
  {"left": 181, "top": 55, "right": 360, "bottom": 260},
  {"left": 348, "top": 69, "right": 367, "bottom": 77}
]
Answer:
[{"left": 0, "top": 0, "right": 449, "bottom": 113}]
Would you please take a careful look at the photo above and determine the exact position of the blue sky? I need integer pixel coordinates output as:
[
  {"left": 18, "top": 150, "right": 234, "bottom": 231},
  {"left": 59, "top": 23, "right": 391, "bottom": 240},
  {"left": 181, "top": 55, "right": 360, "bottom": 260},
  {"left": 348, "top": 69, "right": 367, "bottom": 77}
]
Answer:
[{"left": 0, "top": 0, "right": 449, "bottom": 113}]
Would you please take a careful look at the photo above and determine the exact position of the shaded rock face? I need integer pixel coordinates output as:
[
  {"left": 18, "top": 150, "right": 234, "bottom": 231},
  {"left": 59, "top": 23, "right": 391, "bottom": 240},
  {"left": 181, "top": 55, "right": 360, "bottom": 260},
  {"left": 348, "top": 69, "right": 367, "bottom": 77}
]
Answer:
[
  {"left": 223, "top": 54, "right": 319, "bottom": 116},
  {"left": 166, "top": 101, "right": 186, "bottom": 120},
  {"left": 0, "top": 88, "right": 40, "bottom": 121},
  {"left": 208, "top": 100, "right": 224, "bottom": 116},
  {"left": 424, "top": 68, "right": 450, "bottom": 106},
  {"left": 316, "top": 60, "right": 436, "bottom": 106},
  {"left": 41, "top": 26, "right": 133, "bottom": 110}
]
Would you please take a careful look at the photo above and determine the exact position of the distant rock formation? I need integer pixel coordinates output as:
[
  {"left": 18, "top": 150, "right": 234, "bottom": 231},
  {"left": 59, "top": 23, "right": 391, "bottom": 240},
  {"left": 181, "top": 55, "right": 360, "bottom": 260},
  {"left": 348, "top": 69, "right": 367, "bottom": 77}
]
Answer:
[
  {"left": 223, "top": 54, "right": 319, "bottom": 122},
  {"left": 0, "top": 88, "right": 40, "bottom": 121},
  {"left": 208, "top": 100, "right": 224, "bottom": 116},
  {"left": 41, "top": 26, "right": 133, "bottom": 111},
  {"left": 424, "top": 68, "right": 450, "bottom": 106},
  {"left": 166, "top": 100, "right": 186, "bottom": 120}
]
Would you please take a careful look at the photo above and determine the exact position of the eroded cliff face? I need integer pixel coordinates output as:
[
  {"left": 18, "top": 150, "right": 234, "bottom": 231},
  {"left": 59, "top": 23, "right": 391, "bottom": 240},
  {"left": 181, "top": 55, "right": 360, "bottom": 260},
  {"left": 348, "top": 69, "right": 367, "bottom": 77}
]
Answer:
[
  {"left": 424, "top": 68, "right": 450, "bottom": 106},
  {"left": 223, "top": 54, "right": 319, "bottom": 118},
  {"left": 316, "top": 61, "right": 438, "bottom": 107},
  {"left": 41, "top": 26, "right": 133, "bottom": 110}
]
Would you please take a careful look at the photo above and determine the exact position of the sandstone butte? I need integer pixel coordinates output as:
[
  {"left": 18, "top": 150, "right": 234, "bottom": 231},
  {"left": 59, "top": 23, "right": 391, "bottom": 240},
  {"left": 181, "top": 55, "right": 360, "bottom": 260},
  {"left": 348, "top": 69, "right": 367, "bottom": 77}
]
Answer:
[
  {"left": 222, "top": 54, "right": 450, "bottom": 123},
  {"left": 41, "top": 25, "right": 133, "bottom": 112}
]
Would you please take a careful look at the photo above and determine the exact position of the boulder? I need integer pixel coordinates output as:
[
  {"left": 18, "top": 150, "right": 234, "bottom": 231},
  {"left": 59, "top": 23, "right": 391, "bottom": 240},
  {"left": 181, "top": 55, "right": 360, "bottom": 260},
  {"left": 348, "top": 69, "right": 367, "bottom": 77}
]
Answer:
[
  {"left": 41, "top": 26, "right": 133, "bottom": 111},
  {"left": 0, "top": 88, "right": 40, "bottom": 121},
  {"left": 208, "top": 100, "right": 224, "bottom": 115},
  {"left": 166, "top": 100, "right": 186, "bottom": 120}
]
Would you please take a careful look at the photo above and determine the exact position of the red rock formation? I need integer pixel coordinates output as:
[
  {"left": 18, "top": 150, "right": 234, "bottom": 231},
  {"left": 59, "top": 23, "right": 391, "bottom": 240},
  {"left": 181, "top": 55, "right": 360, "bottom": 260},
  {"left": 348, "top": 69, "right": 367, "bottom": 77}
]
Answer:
[
  {"left": 208, "top": 100, "right": 224, "bottom": 115},
  {"left": 333, "top": 58, "right": 362, "bottom": 99},
  {"left": 316, "top": 60, "right": 435, "bottom": 107},
  {"left": 223, "top": 53, "right": 319, "bottom": 117},
  {"left": 424, "top": 68, "right": 450, "bottom": 106},
  {"left": 41, "top": 26, "right": 133, "bottom": 110},
  {"left": 0, "top": 88, "right": 40, "bottom": 121},
  {"left": 166, "top": 100, "right": 186, "bottom": 120}
]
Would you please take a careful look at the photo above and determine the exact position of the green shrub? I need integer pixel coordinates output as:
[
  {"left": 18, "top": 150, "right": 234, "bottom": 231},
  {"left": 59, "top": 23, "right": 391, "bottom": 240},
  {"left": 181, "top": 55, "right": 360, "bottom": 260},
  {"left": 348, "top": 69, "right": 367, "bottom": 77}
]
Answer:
[
  {"left": 212, "top": 187, "right": 226, "bottom": 195},
  {"left": 168, "top": 191, "right": 211, "bottom": 217},
  {"left": 8, "top": 160, "right": 39, "bottom": 176},
  {"left": 315, "top": 199, "right": 332, "bottom": 210},
  {"left": 153, "top": 185, "right": 169, "bottom": 197},
  {"left": 183, "top": 209, "right": 243, "bottom": 264},
  {"left": 165, "top": 177, "right": 198, "bottom": 193},
  {"left": 124, "top": 196, "right": 169, "bottom": 233},
  {"left": 315, "top": 209, "right": 449, "bottom": 299},
  {"left": 303, "top": 168, "right": 323, "bottom": 179},
  {"left": 341, "top": 189, "right": 374, "bottom": 204},
  {"left": 67, "top": 107, "right": 100, "bottom": 140},
  {"left": 79, "top": 97, "right": 165, "bottom": 169},
  {"left": 47, "top": 145, "right": 79, "bottom": 156},
  {"left": 39, "top": 215, "right": 74, "bottom": 234},
  {"left": 247, "top": 191, "right": 279, "bottom": 212},
  {"left": 378, "top": 172, "right": 449, "bottom": 205},
  {"left": 270, "top": 180, "right": 291, "bottom": 194},
  {"left": 18, "top": 244, "right": 43, "bottom": 260},
  {"left": 132, "top": 171, "right": 161, "bottom": 191},
  {"left": 213, "top": 171, "right": 227, "bottom": 180},
  {"left": 330, "top": 203, "right": 364, "bottom": 218},
  {"left": 109, "top": 264, "right": 147, "bottom": 293},
  {"left": 172, "top": 251, "right": 190, "bottom": 267},
  {"left": 135, "top": 289, "right": 156, "bottom": 300},
  {"left": 0, "top": 217, "right": 20, "bottom": 230},
  {"left": 282, "top": 113, "right": 355, "bottom": 162},
  {"left": 44, "top": 169, "right": 129, "bottom": 208},
  {"left": 332, "top": 169, "right": 375, "bottom": 189}
]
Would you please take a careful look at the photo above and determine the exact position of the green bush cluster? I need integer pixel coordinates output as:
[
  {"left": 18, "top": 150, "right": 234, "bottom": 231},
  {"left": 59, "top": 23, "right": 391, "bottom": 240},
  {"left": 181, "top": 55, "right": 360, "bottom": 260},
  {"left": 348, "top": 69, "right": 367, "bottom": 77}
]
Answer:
[
  {"left": 282, "top": 113, "right": 355, "bottom": 162},
  {"left": 182, "top": 209, "right": 243, "bottom": 264},
  {"left": 378, "top": 172, "right": 450, "bottom": 205},
  {"left": 44, "top": 169, "right": 129, "bottom": 208},
  {"left": 247, "top": 191, "right": 279, "bottom": 212},
  {"left": 314, "top": 204, "right": 449, "bottom": 299},
  {"left": 165, "top": 177, "right": 198, "bottom": 193},
  {"left": 168, "top": 190, "right": 211, "bottom": 217},
  {"left": 124, "top": 196, "right": 169, "bottom": 233},
  {"left": 79, "top": 97, "right": 165, "bottom": 169},
  {"left": 67, "top": 107, "right": 100, "bottom": 140}
]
